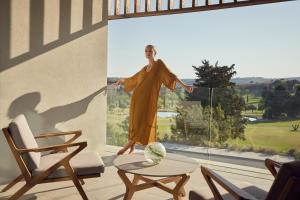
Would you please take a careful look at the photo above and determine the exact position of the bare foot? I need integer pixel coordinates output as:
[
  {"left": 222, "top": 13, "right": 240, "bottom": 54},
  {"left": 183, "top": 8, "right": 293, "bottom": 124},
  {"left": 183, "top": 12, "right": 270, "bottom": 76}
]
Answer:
[
  {"left": 128, "top": 143, "right": 135, "bottom": 154},
  {"left": 117, "top": 140, "right": 135, "bottom": 155},
  {"left": 117, "top": 148, "right": 127, "bottom": 155}
]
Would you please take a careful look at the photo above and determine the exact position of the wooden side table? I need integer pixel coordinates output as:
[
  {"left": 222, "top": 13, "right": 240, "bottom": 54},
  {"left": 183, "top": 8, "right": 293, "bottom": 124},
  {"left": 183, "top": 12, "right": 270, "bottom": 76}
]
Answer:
[{"left": 113, "top": 153, "right": 199, "bottom": 200}]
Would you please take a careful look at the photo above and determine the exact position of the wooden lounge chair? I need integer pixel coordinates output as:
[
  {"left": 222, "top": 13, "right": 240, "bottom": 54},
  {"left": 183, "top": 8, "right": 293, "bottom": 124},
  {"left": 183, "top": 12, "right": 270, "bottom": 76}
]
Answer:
[
  {"left": 1, "top": 114, "right": 105, "bottom": 200},
  {"left": 264, "top": 158, "right": 282, "bottom": 177},
  {"left": 189, "top": 159, "right": 300, "bottom": 200}
]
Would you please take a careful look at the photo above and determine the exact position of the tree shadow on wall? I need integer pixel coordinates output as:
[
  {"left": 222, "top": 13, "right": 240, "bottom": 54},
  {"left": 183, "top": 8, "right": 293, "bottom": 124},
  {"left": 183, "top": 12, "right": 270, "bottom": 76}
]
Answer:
[
  {"left": 7, "top": 86, "right": 107, "bottom": 136},
  {"left": 0, "top": 86, "right": 107, "bottom": 183}
]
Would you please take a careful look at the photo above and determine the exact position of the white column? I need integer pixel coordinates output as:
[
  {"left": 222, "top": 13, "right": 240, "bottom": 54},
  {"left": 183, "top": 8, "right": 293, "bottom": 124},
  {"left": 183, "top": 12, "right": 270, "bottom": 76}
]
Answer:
[
  {"left": 147, "top": 0, "right": 151, "bottom": 12},
  {"left": 116, "top": 0, "right": 121, "bottom": 15},
  {"left": 125, "top": 0, "right": 131, "bottom": 14}
]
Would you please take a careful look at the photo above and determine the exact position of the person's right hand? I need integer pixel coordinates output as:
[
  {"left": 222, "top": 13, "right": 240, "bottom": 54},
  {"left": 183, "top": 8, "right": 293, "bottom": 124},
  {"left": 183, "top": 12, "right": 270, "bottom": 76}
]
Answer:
[
  {"left": 184, "top": 85, "right": 194, "bottom": 93},
  {"left": 112, "top": 79, "right": 124, "bottom": 88}
]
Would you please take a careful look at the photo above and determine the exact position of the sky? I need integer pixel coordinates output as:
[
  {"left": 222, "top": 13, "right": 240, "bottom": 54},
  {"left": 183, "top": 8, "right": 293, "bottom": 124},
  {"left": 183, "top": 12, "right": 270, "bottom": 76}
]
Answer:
[{"left": 108, "top": 0, "right": 300, "bottom": 79}]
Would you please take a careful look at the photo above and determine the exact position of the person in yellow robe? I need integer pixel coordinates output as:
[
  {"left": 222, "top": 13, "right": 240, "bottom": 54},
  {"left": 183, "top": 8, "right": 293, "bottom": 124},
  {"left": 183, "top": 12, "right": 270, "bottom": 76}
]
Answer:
[{"left": 113, "top": 45, "right": 193, "bottom": 155}]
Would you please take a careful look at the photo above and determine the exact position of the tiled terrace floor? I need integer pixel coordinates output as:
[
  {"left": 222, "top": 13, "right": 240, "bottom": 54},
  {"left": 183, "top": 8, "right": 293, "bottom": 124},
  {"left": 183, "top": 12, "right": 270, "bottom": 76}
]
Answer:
[{"left": 0, "top": 145, "right": 274, "bottom": 200}]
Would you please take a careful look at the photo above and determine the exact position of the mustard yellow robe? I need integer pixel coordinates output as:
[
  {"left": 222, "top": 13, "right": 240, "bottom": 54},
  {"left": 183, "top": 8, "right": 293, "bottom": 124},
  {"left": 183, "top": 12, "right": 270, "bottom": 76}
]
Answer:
[{"left": 123, "top": 59, "right": 177, "bottom": 145}]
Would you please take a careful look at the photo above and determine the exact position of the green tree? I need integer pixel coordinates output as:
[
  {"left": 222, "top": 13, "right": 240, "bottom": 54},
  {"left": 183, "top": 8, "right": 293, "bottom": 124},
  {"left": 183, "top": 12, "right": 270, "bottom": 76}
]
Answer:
[
  {"left": 262, "top": 80, "right": 300, "bottom": 119},
  {"left": 106, "top": 123, "right": 127, "bottom": 146},
  {"left": 246, "top": 104, "right": 257, "bottom": 112},
  {"left": 262, "top": 85, "right": 290, "bottom": 119},
  {"left": 192, "top": 60, "right": 236, "bottom": 89},
  {"left": 288, "top": 84, "right": 300, "bottom": 117},
  {"left": 171, "top": 104, "right": 211, "bottom": 142},
  {"left": 119, "top": 116, "right": 129, "bottom": 134},
  {"left": 213, "top": 105, "right": 232, "bottom": 142},
  {"left": 186, "top": 60, "right": 246, "bottom": 141}
]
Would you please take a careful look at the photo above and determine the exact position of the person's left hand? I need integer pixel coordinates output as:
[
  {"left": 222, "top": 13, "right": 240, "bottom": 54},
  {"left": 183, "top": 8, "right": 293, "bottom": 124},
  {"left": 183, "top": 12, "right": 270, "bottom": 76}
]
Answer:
[
  {"left": 111, "top": 79, "right": 124, "bottom": 89},
  {"left": 185, "top": 85, "right": 193, "bottom": 93}
]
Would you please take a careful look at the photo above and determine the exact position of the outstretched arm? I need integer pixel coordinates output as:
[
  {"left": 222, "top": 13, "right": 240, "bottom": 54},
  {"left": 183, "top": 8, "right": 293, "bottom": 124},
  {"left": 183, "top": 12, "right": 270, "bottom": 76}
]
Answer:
[
  {"left": 159, "top": 59, "right": 193, "bottom": 93},
  {"left": 175, "top": 77, "right": 193, "bottom": 93},
  {"left": 112, "top": 67, "right": 145, "bottom": 92}
]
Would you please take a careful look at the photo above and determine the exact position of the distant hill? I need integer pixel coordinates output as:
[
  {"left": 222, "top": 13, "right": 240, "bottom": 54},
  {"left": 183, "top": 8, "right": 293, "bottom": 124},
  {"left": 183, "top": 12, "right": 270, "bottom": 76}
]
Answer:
[
  {"left": 232, "top": 77, "right": 300, "bottom": 85},
  {"left": 232, "top": 77, "right": 272, "bottom": 85},
  {"left": 108, "top": 77, "right": 300, "bottom": 86},
  {"left": 180, "top": 77, "right": 300, "bottom": 85}
]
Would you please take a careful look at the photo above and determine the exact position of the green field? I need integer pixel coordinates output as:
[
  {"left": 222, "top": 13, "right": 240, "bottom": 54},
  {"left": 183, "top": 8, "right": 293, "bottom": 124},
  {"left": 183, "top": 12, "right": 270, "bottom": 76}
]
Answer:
[
  {"left": 243, "top": 94, "right": 261, "bottom": 105},
  {"left": 157, "top": 117, "right": 300, "bottom": 153},
  {"left": 227, "top": 119, "right": 300, "bottom": 153},
  {"left": 108, "top": 109, "right": 300, "bottom": 154}
]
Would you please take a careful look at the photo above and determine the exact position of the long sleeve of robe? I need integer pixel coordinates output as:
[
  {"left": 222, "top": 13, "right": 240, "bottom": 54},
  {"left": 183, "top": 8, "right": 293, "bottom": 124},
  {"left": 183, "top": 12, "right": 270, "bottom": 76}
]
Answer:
[
  {"left": 123, "top": 68, "right": 146, "bottom": 93},
  {"left": 123, "top": 59, "right": 178, "bottom": 145}
]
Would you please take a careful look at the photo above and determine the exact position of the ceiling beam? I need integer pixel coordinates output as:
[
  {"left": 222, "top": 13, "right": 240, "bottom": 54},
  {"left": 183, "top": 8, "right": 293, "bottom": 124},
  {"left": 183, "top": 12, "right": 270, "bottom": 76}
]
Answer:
[{"left": 108, "top": 0, "right": 295, "bottom": 20}]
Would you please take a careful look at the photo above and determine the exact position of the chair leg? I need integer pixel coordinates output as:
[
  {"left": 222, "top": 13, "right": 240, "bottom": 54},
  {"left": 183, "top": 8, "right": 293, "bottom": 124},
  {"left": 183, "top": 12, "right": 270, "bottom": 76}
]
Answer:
[
  {"left": 1, "top": 174, "right": 23, "bottom": 193},
  {"left": 80, "top": 179, "right": 85, "bottom": 185},
  {"left": 9, "top": 183, "right": 34, "bottom": 200},
  {"left": 64, "top": 164, "right": 88, "bottom": 200}
]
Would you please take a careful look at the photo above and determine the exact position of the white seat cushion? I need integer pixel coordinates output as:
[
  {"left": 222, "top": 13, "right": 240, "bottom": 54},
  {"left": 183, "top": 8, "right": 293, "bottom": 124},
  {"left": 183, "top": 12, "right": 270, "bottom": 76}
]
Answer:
[{"left": 33, "top": 151, "right": 105, "bottom": 179}]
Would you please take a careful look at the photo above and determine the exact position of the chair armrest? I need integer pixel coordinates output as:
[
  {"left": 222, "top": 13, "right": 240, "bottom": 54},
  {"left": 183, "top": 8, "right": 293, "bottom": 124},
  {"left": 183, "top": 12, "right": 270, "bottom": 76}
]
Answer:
[
  {"left": 201, "top": 166, "right": 257, "bottom": 200},
  {"left": 34, "top": 130, "right": 81, "bottom": 139},
  {"left": 35, "top": 130, "right": 82, "bottom": 154},
  {"left": 17, "top": 141, "right": 87, "bottom": 153},
  {"left": 265, "top": 158, "right": 282, "bottom": 177}
]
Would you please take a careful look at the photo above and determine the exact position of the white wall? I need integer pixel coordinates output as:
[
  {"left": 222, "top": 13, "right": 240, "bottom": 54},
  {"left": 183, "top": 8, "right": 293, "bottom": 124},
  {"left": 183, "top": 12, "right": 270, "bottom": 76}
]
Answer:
[{"left": 0, "top": 0, "right": 108, "bottom": 184}]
